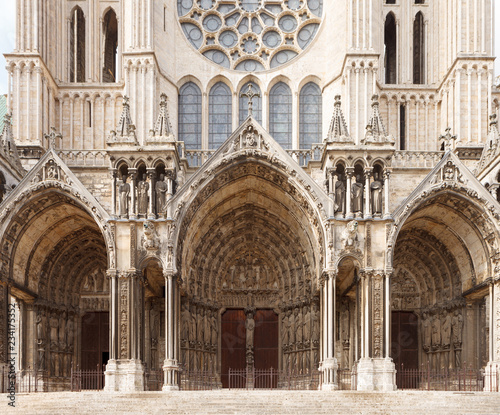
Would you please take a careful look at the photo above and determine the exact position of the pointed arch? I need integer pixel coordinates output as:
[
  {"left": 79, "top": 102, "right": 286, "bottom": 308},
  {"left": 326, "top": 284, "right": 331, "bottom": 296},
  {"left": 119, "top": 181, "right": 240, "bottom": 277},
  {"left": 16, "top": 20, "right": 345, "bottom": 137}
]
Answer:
[
  {"left": 70, "top": 7, "right": 85, "bottom": 83},
  {"left": 103, "top": 9, "right": 118, "bottom": 83},
  {"left": 413, "top": 12, "right": 425, "bottom": 85}
]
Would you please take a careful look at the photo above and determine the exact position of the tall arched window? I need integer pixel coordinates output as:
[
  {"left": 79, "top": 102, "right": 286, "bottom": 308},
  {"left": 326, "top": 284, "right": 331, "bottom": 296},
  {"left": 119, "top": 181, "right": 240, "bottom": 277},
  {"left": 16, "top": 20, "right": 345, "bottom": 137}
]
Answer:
[
  {"left": 269, "top": 82, "right": 292, "bottom": 149},
  {"left": 209, "top": 82, "right": 232, "bottom": 149},
  {"left": 70, "top": 7, "right": 85, "bottom": 83},
  {"left": 413, "top": 12, "right": 425, "bottom": 84},
  {"left": 103, "top": 9, "right": 118, "bottom": 83},
  {"left": 299, "top": 82, "right": 322, "bottom": 148},
  {"left": 239, "top": 81, "right": 262, "bottom": 125},
  {"left": 179, "top": 82, "right": 202, "bottom": 149},
  {"left": 384, "top": 13, "right": 397, "bottom": 84}
]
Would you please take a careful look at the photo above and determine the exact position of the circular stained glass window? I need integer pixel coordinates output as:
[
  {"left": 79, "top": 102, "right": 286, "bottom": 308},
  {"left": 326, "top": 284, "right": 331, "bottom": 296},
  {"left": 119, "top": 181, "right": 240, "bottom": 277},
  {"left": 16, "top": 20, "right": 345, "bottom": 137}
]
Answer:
[{"left": 177, "top": 0, "right": 323, "bottom": 71}]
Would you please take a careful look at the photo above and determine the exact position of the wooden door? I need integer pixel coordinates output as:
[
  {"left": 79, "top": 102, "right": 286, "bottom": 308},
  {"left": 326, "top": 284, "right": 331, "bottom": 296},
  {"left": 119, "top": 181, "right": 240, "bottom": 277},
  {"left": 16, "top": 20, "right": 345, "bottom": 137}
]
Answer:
[
  {"left": 221, "top": 309, "right": 246, "bottom": 388},
  {"left": 254, "top": 310, "right": 279, "bottom": 370},
  {"left": 81, "top": 312, "right": 109, "bottom": 371},
  {"left": 391, "top": 311, "right": 418, "bottom": 387}
]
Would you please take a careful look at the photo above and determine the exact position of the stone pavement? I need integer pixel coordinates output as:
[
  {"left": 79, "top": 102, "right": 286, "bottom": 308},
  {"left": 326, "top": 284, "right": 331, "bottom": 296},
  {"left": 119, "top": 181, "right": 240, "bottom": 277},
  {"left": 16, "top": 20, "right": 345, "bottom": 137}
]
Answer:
[{"left": 3, "top": 390, "right": 500, "bottom": 415}]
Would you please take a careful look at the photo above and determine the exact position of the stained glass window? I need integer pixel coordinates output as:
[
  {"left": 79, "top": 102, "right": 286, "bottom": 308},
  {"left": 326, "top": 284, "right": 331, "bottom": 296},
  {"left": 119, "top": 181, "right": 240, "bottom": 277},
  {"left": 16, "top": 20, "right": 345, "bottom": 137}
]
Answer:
[
  {"left": 299, "top": 82, "right": 322, "bottom": 148},
  {"left": 179, "top": 82, "right": 202, "bottom": 149},
  {"left": 209, "top": 82, "right": 232, "bottom": 149},
  {"left": 269, "top": 82, "right": 292, "bottom": 149}
]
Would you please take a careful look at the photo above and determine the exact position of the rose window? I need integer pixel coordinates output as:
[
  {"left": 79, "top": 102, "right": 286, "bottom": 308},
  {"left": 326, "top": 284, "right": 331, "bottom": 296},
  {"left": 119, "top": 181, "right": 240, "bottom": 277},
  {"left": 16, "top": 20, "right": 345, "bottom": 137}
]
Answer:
[{"left": 177, "top": 0, "right": 323, "bottom": 71}]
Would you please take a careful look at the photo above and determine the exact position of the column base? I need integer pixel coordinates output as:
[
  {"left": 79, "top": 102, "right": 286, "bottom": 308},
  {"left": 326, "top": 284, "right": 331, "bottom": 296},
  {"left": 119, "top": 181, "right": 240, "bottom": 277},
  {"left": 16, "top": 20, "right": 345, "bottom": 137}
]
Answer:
[
  {"left": 356, "top": 358, "right": 396, "bottom": 391},
  {"left": 162, "top": 359, "right": 179, "bottom": 391},
  {"left": 104, "top": 359, "right": 145, "bottom": 392},
  {"left": 484, "top": 361, "right": 500, "bottom": 392},
  {"left": 321, "top": 358, "right": 338, "bottom": 390}
]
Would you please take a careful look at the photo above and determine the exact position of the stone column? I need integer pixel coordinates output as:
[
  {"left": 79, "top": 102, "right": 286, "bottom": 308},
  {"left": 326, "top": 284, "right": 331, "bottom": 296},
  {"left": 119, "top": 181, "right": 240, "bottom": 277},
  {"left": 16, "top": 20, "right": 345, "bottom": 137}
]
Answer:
[
  {"left": 104, "top": 271, "right": 145, "bottom": 392},
  {"left": 383, "top": 169, "right": 392, "bottom": 219},
  {"left": 163, "top": 272, "right": 179, "bottom": 391},
  {"left": 357, "top": 272, "right": 396, "bottom": 392},
  {"left": 166, "top": 172, "right": 174, "bottom": 219},
  {"left": 484, "top": 279, "right": 500, "bottom": 391},
  {"left": 364, "top": 168, "right": 373, "bottom": 219},
  {"left": 328, "top": 169, "right": 335, "bottom": 218},
  {"left": 128, "top": 169, "right": 137, "bottom": 219},
  {"left": 322, "top": 271, "right": 338, "bottom": 390},
  {"left": 346, "top": 168, "right": 354, "bottom": 219},
  {"left": 110, "top": 169, "right": 117, "bottom": 218},
  {"left": 147, "top": 168, "right": 156, "bottom": 220}
]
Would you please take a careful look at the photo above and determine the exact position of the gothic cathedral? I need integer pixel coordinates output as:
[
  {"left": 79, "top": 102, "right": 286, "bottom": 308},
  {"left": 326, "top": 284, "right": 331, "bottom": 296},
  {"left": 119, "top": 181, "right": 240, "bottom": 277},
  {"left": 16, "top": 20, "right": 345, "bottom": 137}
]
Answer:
[{"left": 0, "top": 0, "right": 499, "bottom": 393}]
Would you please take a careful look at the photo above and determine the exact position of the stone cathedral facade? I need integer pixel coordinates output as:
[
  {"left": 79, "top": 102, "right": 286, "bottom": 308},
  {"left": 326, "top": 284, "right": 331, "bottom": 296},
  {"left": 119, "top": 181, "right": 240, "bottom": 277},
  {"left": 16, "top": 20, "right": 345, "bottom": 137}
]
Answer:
[{"left": 1, "top": 0, "right": 500, "bottom": 393}]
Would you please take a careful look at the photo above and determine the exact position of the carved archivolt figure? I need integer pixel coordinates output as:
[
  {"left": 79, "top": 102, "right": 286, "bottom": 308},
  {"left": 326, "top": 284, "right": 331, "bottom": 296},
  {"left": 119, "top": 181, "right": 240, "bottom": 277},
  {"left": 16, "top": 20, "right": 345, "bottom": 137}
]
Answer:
[
  {"left": 137, "top": 174, "right": 149, "bottom": 216},
  {"left": 118, "top": 175, "right": 130, "bottom": 217},
  {"left": 370, "top": 173, "right": 383, "bottom": 214}
]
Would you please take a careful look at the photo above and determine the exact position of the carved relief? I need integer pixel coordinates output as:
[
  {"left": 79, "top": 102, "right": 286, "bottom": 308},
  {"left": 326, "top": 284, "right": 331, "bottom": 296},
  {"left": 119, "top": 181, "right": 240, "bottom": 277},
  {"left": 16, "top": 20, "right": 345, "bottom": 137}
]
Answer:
[
  {"left": 372, "top": 275, "right": 383, "bottom": 358},
  {"left": 120, "top": 278, "right": 129, "bottom": 359}
]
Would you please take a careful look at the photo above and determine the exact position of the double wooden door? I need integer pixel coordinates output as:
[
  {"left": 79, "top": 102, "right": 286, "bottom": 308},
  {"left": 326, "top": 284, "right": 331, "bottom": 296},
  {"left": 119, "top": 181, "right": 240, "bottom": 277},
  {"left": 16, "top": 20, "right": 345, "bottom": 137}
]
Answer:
[{"left": 220, "top": 309, "right": 278, "bottom": 388}]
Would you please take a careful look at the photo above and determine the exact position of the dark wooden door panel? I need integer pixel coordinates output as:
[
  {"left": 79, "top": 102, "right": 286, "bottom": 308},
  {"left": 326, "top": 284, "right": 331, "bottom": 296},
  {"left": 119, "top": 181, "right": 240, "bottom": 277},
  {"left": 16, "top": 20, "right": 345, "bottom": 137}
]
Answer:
[
  {"left": 221, "top": 309, "right": 246, "bottom": 388},
  {"left": 392, "top": 311, "right": 418, "bottom": 388},
  {"left": 254, "top": 310, "right": 278, "bottom": 370},
  {"left": 81, "top": 312, "right": 109, "bottom": 371}
]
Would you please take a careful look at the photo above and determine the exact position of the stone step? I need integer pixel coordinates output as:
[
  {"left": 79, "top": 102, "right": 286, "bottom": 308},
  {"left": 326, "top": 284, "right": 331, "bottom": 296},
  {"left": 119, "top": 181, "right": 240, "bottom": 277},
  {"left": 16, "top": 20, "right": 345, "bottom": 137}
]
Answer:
[{"left": 5, "top": 391, "right": 500, "bottom": 415}]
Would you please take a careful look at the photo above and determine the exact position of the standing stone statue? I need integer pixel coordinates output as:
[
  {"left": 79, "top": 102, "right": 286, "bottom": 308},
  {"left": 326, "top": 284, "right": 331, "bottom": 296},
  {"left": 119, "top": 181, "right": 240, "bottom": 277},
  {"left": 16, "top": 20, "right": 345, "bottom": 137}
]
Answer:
[
  {"left": 311, "top": 303, "right": 320, "bottom": 345},
  {"left": 370, "top": 172, "right": 383, "bottom": 215},
  {"left": 181, "top": 302, "right": 190, "bottom": 341},
  {"left": 245, "top": 312, "right": 255, "bottom": 352},
  {"left": 422, "top": 313, "right": 431, "bottom": 353},
  {"left": 118, "top": 175, "right": 130, "bottom": 217},
  {"left": 295, "top": 307, "right": 303, "bottom": 346},
  {"left": 335, "top": 177, "right": 345, "bottom": 214},
  {"left": 452, "top": 310, "right": 463, "bottom": 368},
  {"left": 351, "top": 175, "right": 364, "bottom": 215},
  {"left": 156, "top": 174, "right": 168, "bottom": 214},
  {"left": 441, "top": 311, "right": 451, "bottom": 349},
  {"left": 137, "top": 174, "right": 149, "bottom": 217},
  {"left": 431, "top": 314, "right": 441, "bottom": 348},
  {"left": 189, "top": 304, "right": 197, "bottom": 344},
  {"left": 210, "top": 311, "right": 218, "bottom": 346},
  {"left": 303, "top": 305, "right": 311, "bottom": 341},
  {"left": 197, "top": 307, "right": 204, "bottom": 347}
]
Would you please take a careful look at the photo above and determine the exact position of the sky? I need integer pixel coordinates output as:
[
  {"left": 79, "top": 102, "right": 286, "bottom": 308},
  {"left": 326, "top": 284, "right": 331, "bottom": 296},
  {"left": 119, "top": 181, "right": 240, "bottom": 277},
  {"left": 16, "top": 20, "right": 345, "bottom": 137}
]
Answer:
[{"left": 0, "top": 3, "right": 499, "bottom": 94}]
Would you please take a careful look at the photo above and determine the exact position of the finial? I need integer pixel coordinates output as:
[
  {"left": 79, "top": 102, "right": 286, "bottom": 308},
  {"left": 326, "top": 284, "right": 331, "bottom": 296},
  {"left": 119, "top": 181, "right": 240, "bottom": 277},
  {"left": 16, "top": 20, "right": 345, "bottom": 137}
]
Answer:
[
  {"left": 45, "top": 127, "right": 62, "bottom": 149},
  {"left": 240, "top": 84, "right": 260, "bottom": 117}
]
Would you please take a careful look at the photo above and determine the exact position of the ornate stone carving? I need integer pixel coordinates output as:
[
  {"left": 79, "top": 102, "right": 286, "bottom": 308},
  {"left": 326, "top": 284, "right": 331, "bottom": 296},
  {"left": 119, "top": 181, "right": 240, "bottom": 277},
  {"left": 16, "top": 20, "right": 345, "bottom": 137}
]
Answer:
[
  {"left": 341, "top": 220, "right": 358, "bottom": 249},
  {"left": 107, "top": 96, "right": 138, "bottom": 146},
  {"left": 120, "top": 278, "right": 129, "bottom": 359},
  {"left": 147, "top": 93, "right": 175, "bottom": 144},
  {"left": 326, "top": 95, "right": 352, "bottom": 143},
  {"left": 142, "top": 221, "right": 159, "bottom": 251}
]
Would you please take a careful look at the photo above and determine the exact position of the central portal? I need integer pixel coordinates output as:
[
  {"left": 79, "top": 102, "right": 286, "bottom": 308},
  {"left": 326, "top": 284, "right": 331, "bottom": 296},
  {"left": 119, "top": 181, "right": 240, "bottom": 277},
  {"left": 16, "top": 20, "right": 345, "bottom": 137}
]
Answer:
[{"left": 220, "top": 309, "right": 278, "bottom": 388}]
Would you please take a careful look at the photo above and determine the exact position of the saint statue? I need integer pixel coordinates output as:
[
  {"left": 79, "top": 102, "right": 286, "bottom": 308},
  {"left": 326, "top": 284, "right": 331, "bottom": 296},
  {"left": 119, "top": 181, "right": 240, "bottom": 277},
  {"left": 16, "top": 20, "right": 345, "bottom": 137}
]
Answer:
[
  {"left": 351, "top": 174, "right": 364, "bottom": 214},
  {"left": 118, "top": 175, "right": 130, "bottom": 218},
  {"left": 245, "top": 312, "right": 255, "bottom": 352},
  {"left": 137, "top": 174, "right": 149, "bottom": 217},
  {"left": 334, "top": 177, "right": 345, "bottom": 213},
  {"left": 156, "top": 174, "right": 168, "bottom": 214},
  {"left": 371, "top": 172, "right": 383, "bottom": 215}
]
